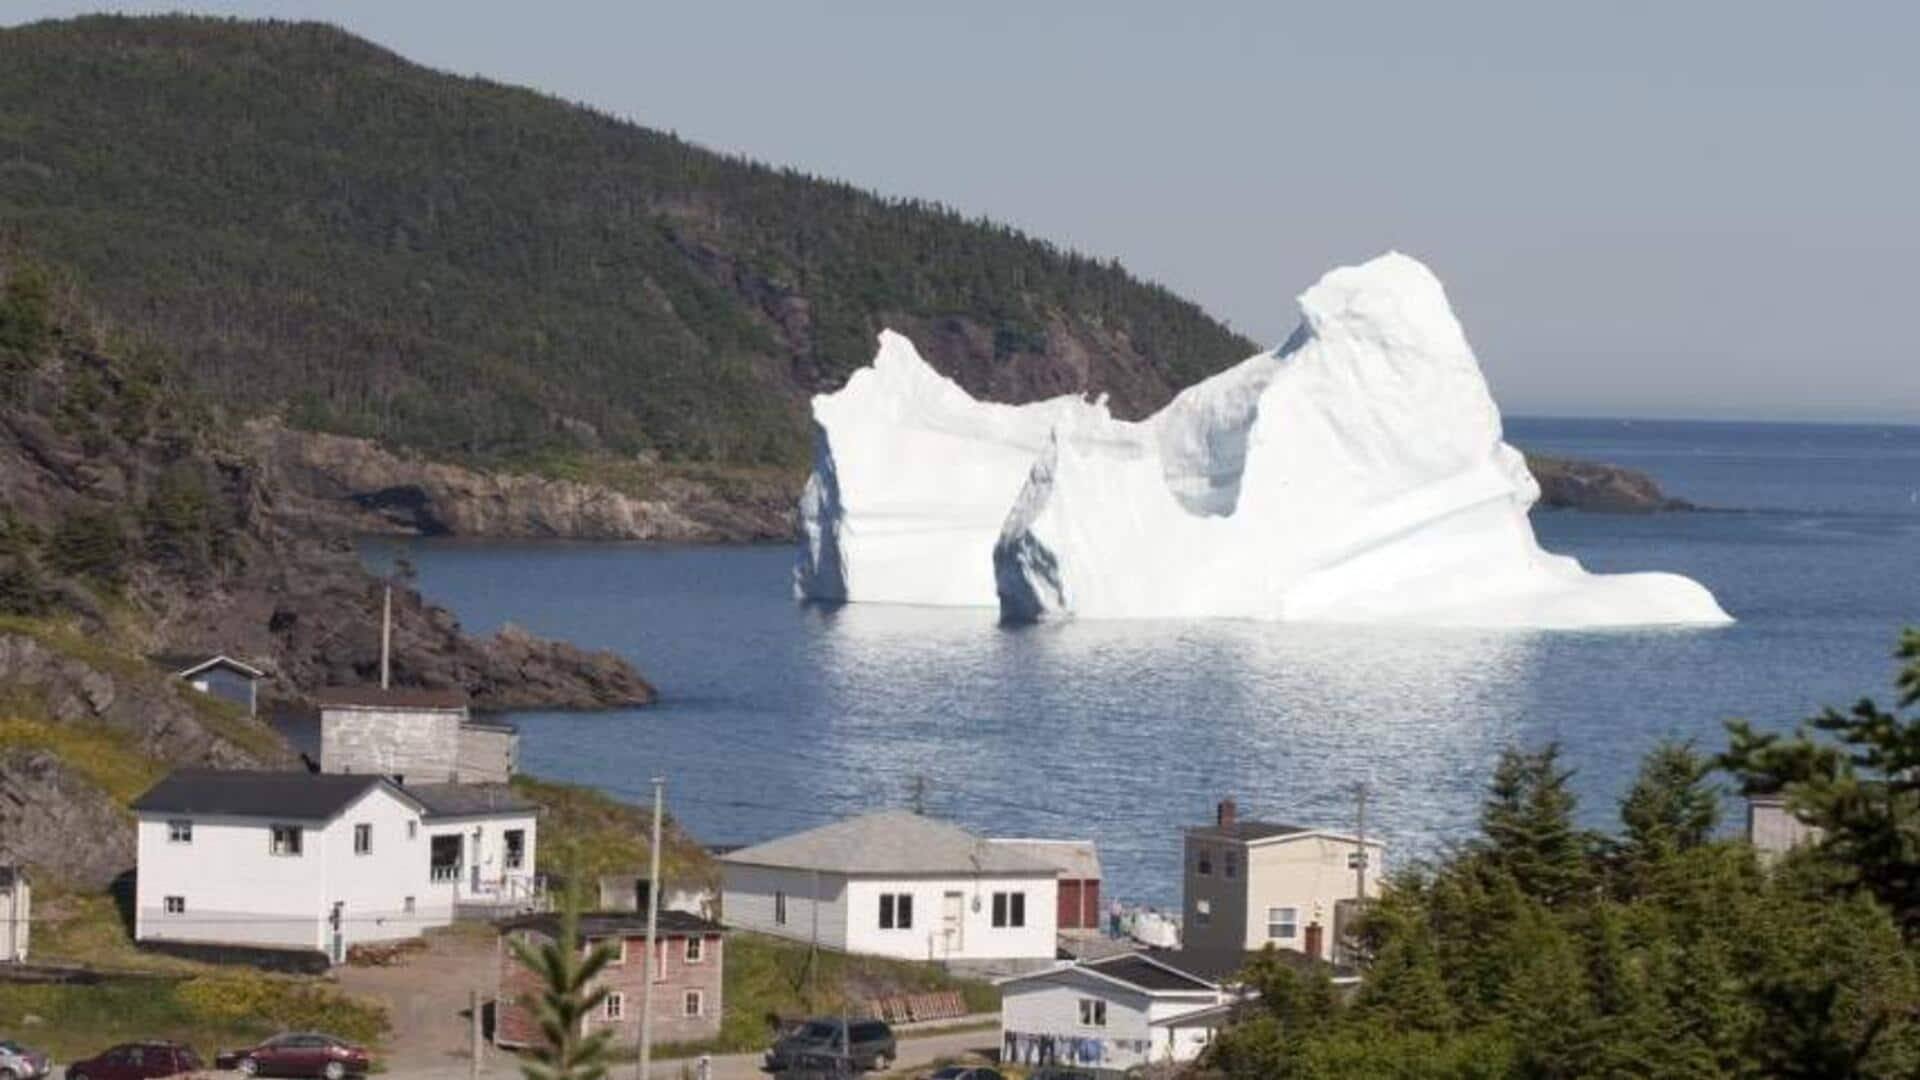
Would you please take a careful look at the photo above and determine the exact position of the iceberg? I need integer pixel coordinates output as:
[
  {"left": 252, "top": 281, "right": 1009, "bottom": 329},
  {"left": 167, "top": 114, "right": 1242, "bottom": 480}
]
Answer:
[{"left": 796, "top": 253, "right": 1732, "bottom": 629}]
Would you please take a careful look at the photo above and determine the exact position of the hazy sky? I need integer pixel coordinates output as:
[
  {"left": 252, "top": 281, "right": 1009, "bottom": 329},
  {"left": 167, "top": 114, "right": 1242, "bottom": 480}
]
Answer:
[{"left": 9, "top": 1, "right": 1918, "bottom": 422}]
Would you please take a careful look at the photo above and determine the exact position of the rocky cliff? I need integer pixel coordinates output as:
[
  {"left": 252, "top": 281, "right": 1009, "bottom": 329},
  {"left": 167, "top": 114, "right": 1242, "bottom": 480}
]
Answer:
[{"left": 1527, "top": 454, "right": 1693, "bottom": 513}]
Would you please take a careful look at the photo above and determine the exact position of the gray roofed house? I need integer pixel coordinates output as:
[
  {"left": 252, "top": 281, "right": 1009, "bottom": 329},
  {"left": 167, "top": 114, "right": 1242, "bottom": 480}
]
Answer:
[
  {"left": 130, "top": 769, "right": 417, "bottom": 821},
  {"left": 719, "top": 810, "right": 1062, "bottom": 968},
  {"left": 407, "top": 783, "right": 537, "bottom": 820},
  {"left": 998, "top": 949, "right": 1239, "bottom": 1071}
]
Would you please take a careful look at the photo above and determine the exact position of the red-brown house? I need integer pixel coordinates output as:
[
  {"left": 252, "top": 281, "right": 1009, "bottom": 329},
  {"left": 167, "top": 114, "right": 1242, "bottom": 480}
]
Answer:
[{"left": 495, "top": 911, "right": 727, "bottom": 1048}]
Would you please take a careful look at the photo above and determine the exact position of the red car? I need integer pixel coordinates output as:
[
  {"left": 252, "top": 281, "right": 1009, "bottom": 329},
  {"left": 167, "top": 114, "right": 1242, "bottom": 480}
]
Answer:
[
  {"left": 64, "top": 1042, "right": 201, "bottom": 1080},
  {"left": 213, "top": 1034, "right": 369, "bottom": 1080}
]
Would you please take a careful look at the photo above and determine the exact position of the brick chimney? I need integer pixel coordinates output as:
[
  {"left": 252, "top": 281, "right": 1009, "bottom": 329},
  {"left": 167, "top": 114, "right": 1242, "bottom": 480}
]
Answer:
[{"left": 1217, "top": 798, "right": 1238, "bottom": 828}]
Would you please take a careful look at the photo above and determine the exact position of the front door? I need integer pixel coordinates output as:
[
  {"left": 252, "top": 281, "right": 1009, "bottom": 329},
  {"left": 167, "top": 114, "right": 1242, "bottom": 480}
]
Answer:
[{"left": 941, "top": 891, "right": 964, "bottom": 955}]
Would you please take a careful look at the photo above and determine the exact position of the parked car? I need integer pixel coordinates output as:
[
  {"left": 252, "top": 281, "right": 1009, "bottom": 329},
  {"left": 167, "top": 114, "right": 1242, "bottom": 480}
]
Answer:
[
  {"left": 63, "top": 1042, "right": 199, "bottom": 1080},
  {"left": 763, "top": 1018, "right": 897, "bottom": 1073},
  {"left": 213, "top": 1034, "right": 369, "bottom": 1079},
  {"left": 922, "top": 1067, "right": 1004, "bottom": 1080},
  {"left": 0, "top": 1039, "right": 53, "bottom": 1080},
  {"left": 772, "top": 1052, "right": 855, "bottom": 1080}
]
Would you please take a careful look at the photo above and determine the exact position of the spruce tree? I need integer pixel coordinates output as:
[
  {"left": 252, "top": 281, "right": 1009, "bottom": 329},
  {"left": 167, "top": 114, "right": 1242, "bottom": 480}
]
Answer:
[
  {"left": 511, "top": 899, "right": 620, "bottom": 1080},
  {"left": 1619, "top": 740, "right": 1719, "bottom": 862},
  {"left": 1481, "top": 744, "right": 1593, "bottom": 907}
]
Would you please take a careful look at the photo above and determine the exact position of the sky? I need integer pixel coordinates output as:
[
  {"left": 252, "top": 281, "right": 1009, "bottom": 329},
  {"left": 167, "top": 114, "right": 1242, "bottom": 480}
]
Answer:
[{"left": 7, "top": 1, "right": 1918, "bottom": 422}]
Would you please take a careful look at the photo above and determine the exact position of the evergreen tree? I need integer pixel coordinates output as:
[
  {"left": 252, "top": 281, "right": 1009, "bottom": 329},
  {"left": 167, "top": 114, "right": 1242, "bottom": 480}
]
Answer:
[
  {"left": 1619, "top": 739, "right": 1719, "bottom": 863},
  {"left": 510, "top": 900, "right": 619, "bottom": 1080},
  {"left": 1481, "top": 744, "right": 1593, "bottom": 907}
]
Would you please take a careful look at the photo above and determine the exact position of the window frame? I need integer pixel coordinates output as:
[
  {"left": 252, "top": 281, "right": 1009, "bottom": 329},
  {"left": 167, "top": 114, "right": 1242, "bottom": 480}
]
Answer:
[
  {"left": 403, "top": 896, "right": 416, "bottom": 915},
  {"left": 163, "top": 895, "right": 186, "bottom": 915},
  {"left": 1266, "top": 906, "right": 1299, "bottom": 940},
  {"left": 1078, "top": 998, "right": 1107, "bottom": 1027},
  {"left": 991, "top": 891, "right": 1027, "bottom": 928},
  {"left": 353, "top": 823, "right": 373, "bottom": 856},
  {"left": 683, "top": 989, "right": 704, "bottom": 1018},
  {"left": 879, "top": 892, "right": 914, "bottom": 930},
  {"left": 167, "top": 819, "right": 193, "bottom": 844},
  {"left": 1196, "top": 846, "right": 1213, "bottom": 876},
  {"left": 685, "top": 935, "right": 704, "bottom": 963},
  {"left": 269, "top": 824, "right": 303, "bottom": 857},
  {"left": 603, "top": 992, "right": 625, "bottom": 1021},
  {"left": 504, "top": 828, "right": 526, "bottom": 870}
]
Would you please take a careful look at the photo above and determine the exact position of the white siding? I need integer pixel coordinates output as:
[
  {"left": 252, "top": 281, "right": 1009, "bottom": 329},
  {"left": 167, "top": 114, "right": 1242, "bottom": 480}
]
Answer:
[
  {"left": 843, "top": 874, "right": 1057, "bottom": 962},
  {"left": 0, "top": 879, "right": 27, "bottom": 963},
  {"left": 423, "top": 813, "right": 540, "bottom": 904},
  {"left": 320, "top": 706, "right": 462, "bottom": 781},
  {"left": 1001, "top": 968, "right": 1223, "bottom": 1071},
  {"left": 720, "top": 864, "right": 848, "bottom": 950},
  {"left": 322, "top": 788, "right": 451, "bottom": 946},
  {"left": 136, "top": 809, "right": 331, "bottom": 950}
]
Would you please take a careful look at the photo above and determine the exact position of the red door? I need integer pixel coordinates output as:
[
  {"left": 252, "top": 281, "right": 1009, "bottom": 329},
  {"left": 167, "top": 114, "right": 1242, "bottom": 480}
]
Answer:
[
  {"left": 1058, "top": 880, "right": 1082, "bottom": 929},
  {"left": 1082, "top": 880, "right": 1100, "bottom": 929}
]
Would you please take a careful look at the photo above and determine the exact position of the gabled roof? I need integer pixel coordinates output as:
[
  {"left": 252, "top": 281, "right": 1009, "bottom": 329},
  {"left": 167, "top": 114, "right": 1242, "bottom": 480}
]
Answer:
[
  {"left": 1000, "top": 952, "right": 1219, "bottom": 995},
  {"left": 315, "top": 686, "right": 470, "bottom": 710},
  {"left": 988, "top": 838, "right": 1100, "bottom": 880},
  {"left": 720, "top": 810, "right": 1058, "bottom": 876},
  {"left": 407, "top": 783, "right": 537, "bottom": 820},
  {"left": 1187, "top": 821, "right": 1379, "bottom": 848},
  {"left": 500, "top": 911, "right": 726, "bottom": 940},
  {"left": 131, "top": 770, "right": 420, "bottom": 821},
  {"left": 152, "top": 653, "right": 266, "bottom": 680}
]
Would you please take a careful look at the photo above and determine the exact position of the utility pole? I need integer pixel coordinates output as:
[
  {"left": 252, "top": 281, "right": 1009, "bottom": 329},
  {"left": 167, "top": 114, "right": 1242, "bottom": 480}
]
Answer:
[
  {"left": 637, "top": 777, "right": 664, "bottom": 1080},
  {"left": 379, "top": 584, "right": 392, "bottom": 689},
  {"left": 1351, "top": 781, "right": 1370, "bottom": 900},
  {"left": 909, "top": 774, "right": 928, "bottom": 815}
]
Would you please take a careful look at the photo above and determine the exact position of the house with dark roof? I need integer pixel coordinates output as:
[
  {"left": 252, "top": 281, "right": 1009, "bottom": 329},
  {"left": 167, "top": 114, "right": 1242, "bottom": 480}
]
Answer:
[
  {"left": 996, "top": 951, "right": 1241, "bottom": 1071},
  {"left": 495, "top": 911, "right": 727, "bottom": 1049},
  {"left": 131, "top": 770, "right": 539, "bottom": 962},
  {"left": 315, "top": 686, "right": 518, "bottom": 784},
  {"left": 154, "top": 654, "right": 266, "bottom": 717},
  {"left": 719, "top": 810, "right": 1060, "bottom": 968},
  {"left": 1183, "top": 798, "right": 1384, "bottom": 961}
]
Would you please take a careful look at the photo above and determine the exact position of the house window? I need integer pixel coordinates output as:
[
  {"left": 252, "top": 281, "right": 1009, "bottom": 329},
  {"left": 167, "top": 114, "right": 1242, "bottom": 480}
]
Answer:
[
  {"left": 1196, "top": 847, "right": 1213, "bottom": 876},
  {"left": 991, "top": 891, "right": 1027, "bottom": 928},
  {"left": 1224, "top": 849, "right": 1238, "bottom": 879},
  {"left": 603, "top": 993, "right": 624, "bottom": 1021},
  {"left": 774, "top": 891, "right": 787, "bottom": 925},
  {"left": 404, "top": 896, "right": 416, "bottom": 915},
  {"left": 1267, "top": 906, "right": 1299, "bottom": 940},
  {"left": 269, "top": 825, "right": 303, "bottom": 857},
  {"left": 429, "top": 834, "right": 462, "bottom": 882},
  {"left": 1195, "top": 899, "right": 1212, "bottom": 926},
  {"left": 164, "top": 896, "right": 185, "bottom": 915},
  {"left": 879, "top": 892, "right": 914, "bottom": 930},
  {"left": 167, "top": 820, "right": 193, "bottom": 844},
  {"left": 1079, "top": 999, "right": 1107, "bottom": 1027},
  {"left": 504, "top": 829, "right": 526, "bottom": 870},
  {"left": 684, "top": 990, "right": 704, "bottom": 1018},
  {"left": 685, "top": 936, "right": 704, "bottom": 963},
  {"left": 609, "top": 938, "right": 628, "bottom": 965},
  {"left": 354, "top": 823, "right": 373, "bottom": 855}
]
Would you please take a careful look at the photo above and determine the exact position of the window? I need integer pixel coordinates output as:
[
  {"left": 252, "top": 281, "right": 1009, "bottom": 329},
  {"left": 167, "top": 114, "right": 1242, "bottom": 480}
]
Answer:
[
  {"left": 1196, "top": 846, "right": 1213, "bottom": 876},
  {"left": 429, "top": 834, "right": 462, "bottom": 881},
  {"left": 991, "top": 891, "right": 1027, "bottom": 928},
  {"left": 403, "top": 896, "right": 416, "bottom": 915},
  {"left": 407, "top": 820, "right": 418, "bottom": 840},
  {"left": 167, "top": 820, "right": 193, "bottom": 844},
  {"left": 683, "top": 990, "right": 704, "bottom": 1018},
  {"left": 164, "top": 895, "right": 186, "bottom": 915},
  {"left": 1079, "top": 999, "right": 1107, "bottom": 1027},
  {"left": 609, "top": 937, "right": 629, "bottom": 965},
  {"left": 603, "top": 992, "right": 625, "bottom": 1021},
  {"left": 269, "top": 825, "right": 303, "bottom": 857},
  {"left": 685, "top": 936, "right": 704, "bottom": 963},
  {"left": 1195, "top": 899, "right": 1212, "bottom": 926},
  {"left": 774, "top": 890, "right": 787, "bottom": 926},
  {"left": 1224, "top": 849, "right": 1238, "bottom": 879},
  {"left": 354, "top": 823, "right": 373, "bottom": 855},
  {"left": 879, "top": 892, "right": 913, "bottom": 930},
  {"left": 504, "top": 829, "right": 526, "bottom": 870},
  {"left": 1267, "top": 906, "right": 1299, "bottom": 940}
]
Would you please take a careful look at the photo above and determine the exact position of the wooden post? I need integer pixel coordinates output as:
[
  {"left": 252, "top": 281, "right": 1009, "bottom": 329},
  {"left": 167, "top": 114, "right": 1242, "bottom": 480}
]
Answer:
[{"left": 469, "top": 987, "right": 481, "bottom": 1080}]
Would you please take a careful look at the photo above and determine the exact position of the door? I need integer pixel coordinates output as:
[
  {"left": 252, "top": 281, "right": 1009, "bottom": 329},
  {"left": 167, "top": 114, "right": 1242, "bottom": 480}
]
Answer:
[
  {"left": 1059, "top": 880, "right": 1082, "bottom": 930},
  {"left": 941, "top": 891, "right": 964, "bottom": 955}
]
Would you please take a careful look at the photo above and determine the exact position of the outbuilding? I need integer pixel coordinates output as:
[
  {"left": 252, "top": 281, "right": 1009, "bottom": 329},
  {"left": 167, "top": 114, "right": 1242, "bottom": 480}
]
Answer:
[
  {"left": 156, "top": 654, "right": 266, "bottom": 717},
  {"left": 0, "top": 865, "right": 29, "bottom": 963}
]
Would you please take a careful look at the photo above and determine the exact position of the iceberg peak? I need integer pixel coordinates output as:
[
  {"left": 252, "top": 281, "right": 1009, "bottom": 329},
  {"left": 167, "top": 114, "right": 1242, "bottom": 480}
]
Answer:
[{"left": 797, "top": 253, "right": 1731, "bottom": 629}]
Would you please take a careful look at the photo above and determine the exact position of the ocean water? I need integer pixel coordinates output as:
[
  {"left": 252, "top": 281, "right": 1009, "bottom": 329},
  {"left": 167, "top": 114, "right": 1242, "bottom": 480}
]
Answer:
[{"left": 364, "top": 419, "right": 1920, "bottom": 907}]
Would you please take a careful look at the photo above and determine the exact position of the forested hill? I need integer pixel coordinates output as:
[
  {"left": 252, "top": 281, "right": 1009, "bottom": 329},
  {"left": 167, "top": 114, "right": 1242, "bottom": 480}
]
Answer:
[{"left": 0, "top": 15, "right": 1256, "bottom": 468}]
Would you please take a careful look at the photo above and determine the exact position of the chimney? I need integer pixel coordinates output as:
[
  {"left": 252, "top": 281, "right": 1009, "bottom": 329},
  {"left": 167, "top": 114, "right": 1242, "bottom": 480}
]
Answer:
[{"left": 1216, "top": 798, "right": 1237, "bottom": 828}]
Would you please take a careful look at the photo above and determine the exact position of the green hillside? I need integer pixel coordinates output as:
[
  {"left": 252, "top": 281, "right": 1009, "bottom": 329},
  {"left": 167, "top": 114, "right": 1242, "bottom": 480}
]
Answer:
[{"left": 0, "top": 15, "right": 1256, "bottom": 469}]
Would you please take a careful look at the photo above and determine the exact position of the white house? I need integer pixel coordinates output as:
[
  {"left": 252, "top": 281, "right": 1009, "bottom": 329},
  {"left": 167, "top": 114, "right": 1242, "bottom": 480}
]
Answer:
[
  {"left": 1183, "top": 799, "right": 1385, "bottom": 962},
  {"left": 132, "top": 770, "right": 538, "bottom": 962},
  {"left": 719, "top": 810, "right": 1059, "bottom": 968},
  {"left": 0, "top": 865, "right": 28, "bottom": 963},
  {"left": 998, "top": 952, "right": 1239, "bottom": 1071}
]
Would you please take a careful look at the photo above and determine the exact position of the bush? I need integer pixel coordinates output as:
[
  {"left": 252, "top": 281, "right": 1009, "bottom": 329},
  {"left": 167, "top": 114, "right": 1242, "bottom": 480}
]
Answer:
[{"left": 44, "top": 508, "right": 129, "bottom": 586}]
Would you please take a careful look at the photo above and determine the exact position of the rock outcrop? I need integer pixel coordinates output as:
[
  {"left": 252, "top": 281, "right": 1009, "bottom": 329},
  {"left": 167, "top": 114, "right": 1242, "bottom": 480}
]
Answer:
[
  {"left": 1526, "top": 454, "right": 1693, "bottom": 513},
  {"left": 0, "top": 749, "right": 137, "bottom": 887}
]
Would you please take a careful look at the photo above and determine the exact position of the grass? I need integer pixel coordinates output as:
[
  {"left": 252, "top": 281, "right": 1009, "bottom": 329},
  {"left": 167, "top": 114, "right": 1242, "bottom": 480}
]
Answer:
[
  {"left": 651, "top": 932, "right": 1000, "bottom": 1057},
  {"left": 509, "top": 775, "right": 718, "bottom": 889},
  {"left": 0, "top": 715, "right": 166, "bottom": 805},
  {"left": 23, "top": 887, "right": 212, "bottom": 975},
  {"left": 0, "top": 973, "right": 386, "bottom": 1061}
]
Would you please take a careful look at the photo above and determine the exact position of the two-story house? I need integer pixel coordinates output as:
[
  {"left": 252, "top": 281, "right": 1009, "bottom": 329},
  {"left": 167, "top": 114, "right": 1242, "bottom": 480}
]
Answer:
[
  {"left": 496, "top": 911, "right": 727, "bottom": 1048},
  {"left": 1182, "top": 799, "right": 1384, "bottom": 961},
  {"left": 719, "top": 810, "right": 1059, "bottom": 969},
  {"left": 131, "top": 770, "right": 537, "bottom": 962}
]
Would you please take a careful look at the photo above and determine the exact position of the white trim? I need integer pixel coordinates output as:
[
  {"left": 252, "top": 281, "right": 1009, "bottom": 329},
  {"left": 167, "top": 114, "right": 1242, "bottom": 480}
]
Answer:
[{"left": 170, "top": 655, "right": 266, "bottom": 680}]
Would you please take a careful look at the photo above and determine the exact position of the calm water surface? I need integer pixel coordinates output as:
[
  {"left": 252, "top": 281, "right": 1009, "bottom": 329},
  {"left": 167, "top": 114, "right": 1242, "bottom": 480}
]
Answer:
[{"left": 365, "top": 419, "right": 1920, "bottom": 907}]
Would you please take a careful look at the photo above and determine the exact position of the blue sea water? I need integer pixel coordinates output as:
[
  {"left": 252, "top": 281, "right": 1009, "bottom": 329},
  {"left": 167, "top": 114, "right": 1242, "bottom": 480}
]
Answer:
[{"left": 365, "top": 419, "right": 1920, "bottom": 907}]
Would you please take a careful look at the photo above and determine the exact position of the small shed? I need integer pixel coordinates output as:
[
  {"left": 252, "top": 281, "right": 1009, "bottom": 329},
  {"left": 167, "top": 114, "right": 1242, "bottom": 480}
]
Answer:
[
  {"left": 156, "top": 654, "right": 266, "bottom": 717},
  {"left": 1748, "top": 795, "right": 1822, "bottom": 863},
  {"left": 0, "top": 865, "right": 30, "bottom": 963},
  {"left": 991, "top": 838, "right": 1102, "bottom": 931}
]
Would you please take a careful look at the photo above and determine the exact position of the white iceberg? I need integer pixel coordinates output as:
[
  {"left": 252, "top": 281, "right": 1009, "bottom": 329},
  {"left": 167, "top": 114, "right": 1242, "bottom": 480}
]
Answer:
[{"left": 796, "top": 252, "right": 1731, "bottom": 629}]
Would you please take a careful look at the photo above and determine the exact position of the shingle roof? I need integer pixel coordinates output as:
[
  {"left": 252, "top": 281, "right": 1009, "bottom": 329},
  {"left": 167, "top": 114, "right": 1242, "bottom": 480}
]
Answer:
[
  {"left": 1187, "top": 821, "right": 1311, "bottom": 843},
  {"left": 720, "top": 811, "right": 1058, "bottom": 876},
  {"left": 1153, "top": 947, "right": 1351, "bottom": 983},
  {"left": 407, "top": 783, "right": 537, "bottom": 820},
  {"left": 500, "top": 911, "right": 726, "bottom": 940},
  {"left": 988, "top": 838, "right": 1100, "bottom": 880},
  {"left": 130, "top": 770, "right": 413, "bottom": 820},
  {"left": 315, "top": 686, "right": 470, "bottom": 710},
  {"left": 1085, "top": 954, "right": 1216, "bottom": 992}
]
